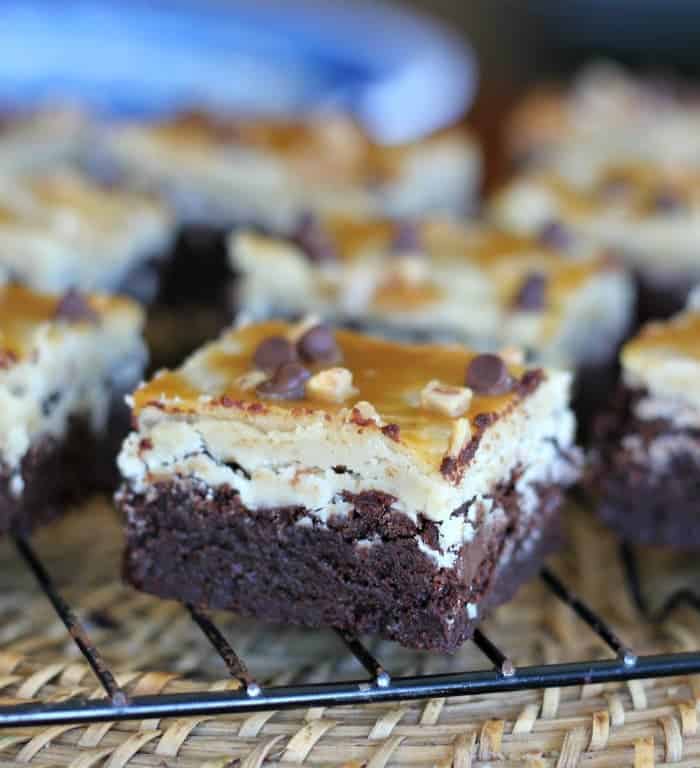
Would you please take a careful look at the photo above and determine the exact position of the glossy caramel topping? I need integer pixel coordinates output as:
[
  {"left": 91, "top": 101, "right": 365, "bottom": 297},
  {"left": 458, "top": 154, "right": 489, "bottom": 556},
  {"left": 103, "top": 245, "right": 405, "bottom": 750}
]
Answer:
[
  {"left": 0, "top": 283, "right": 132, "bottom": 361},
  {"left": 134, "top": 322, "right": 537, "bottom": 468},
  {"left": 319, "top": 214, "right": 609, "bottom": 313},
  {"left": 536, "top": 162, "right": 700, "bottom": 218},
  {"left": 148, "top": 113, "right": 471, "bottom": 184},
  {"left": 623, "top": 311, "right": 700, "bottom": 370},
  {"left": 0, "top": 171, "right": 162, "bottom": 231}
]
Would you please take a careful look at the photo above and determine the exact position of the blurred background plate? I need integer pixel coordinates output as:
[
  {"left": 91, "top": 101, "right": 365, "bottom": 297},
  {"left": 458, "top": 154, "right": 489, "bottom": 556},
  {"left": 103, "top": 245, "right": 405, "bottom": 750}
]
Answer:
[{"left": 0, "top": 0, "right": 477, "bottom": 143}]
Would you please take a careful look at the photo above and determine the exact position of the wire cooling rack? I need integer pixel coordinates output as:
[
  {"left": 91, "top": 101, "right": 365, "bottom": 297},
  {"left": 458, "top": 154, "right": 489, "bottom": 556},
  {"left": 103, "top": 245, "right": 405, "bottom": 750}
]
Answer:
[{"left": 0, "top": 534, "right": 699, "bottom": 729}]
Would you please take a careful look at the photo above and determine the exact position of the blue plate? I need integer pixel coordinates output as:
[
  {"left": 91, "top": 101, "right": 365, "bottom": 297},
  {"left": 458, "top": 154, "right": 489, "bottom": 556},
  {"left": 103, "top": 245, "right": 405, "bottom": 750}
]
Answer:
[{"left": 0, "top": 0, "right": 476, "bottom": 143}]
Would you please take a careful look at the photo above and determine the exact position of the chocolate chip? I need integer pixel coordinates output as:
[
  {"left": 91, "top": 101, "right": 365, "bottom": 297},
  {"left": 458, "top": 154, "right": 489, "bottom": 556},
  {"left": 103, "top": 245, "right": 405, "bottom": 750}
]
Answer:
[
  {"left": 465, "top": 354, "right": 512, "bottom": 395},
  {"left": 53, "top": 288, "right": 99, "bottom": 324},
  {"left": 513, "top": 271, "right": 547, "bottom": 311},
  {"left": 537, "top": 220, "right": 570, "bottom": 249},
  {"left": 651, "top": 188, "right": 685, "bottom": 214},
  {"left": 253, "top": 336, "right": 297, "bottom": 373},
  {"left": 297, "top": 324, "right": 339, "bottom": 363},
  {"left": 391, "top": 220, "right": 423, "bottom": 253},
  {"left": 257, "top": 361, "right": 310, "bottom": 399},
  {"left": 291, "top": 212, "right": 337, "bottom": 263},
  {"left": 599, "top": 175, "right": 630, "bottom": 201}
]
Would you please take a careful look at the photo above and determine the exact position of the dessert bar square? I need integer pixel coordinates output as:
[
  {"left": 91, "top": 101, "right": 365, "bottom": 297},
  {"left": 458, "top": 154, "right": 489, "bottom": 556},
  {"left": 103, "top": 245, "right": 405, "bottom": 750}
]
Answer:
[
  {"left": 106, "top": 112, "right": 481, "bottom": 228},
  {"left": 118, "top": 320, "right": 580, "bottom": 650},
  {"left": 0, "top": 109, "right": 88, "bottom": 174},
  {"left": 492, "top": 164, "right": 700, "bottom": 320},
  {"left": 0, "top": 283, "right": 146, "bottom": 534},
  {"left": 0, "top": 169, "right": 175, "bottom": 303},
  {"left": 506, "top": 63, "right": 700, "bottom": 177},
  {"left": 589, "top": 295, "right": 700, "bottom": 549}
]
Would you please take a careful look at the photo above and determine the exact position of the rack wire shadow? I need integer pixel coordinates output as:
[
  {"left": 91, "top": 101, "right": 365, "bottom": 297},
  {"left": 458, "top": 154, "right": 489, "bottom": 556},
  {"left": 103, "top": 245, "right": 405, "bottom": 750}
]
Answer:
[{"left": 2, "top": 534, "right": 700, "bottom": 728}]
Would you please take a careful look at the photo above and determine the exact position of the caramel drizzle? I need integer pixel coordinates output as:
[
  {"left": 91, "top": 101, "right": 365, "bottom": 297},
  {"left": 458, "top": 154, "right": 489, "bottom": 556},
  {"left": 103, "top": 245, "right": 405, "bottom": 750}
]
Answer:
[{"left": 133, "top": 321, "right": 536, "bottom": 469}]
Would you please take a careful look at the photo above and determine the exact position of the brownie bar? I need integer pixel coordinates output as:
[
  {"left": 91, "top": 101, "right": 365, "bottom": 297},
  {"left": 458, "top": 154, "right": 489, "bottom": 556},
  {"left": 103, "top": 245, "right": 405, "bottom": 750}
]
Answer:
[
  {"left": 106, "top": 112, "right": 481, "bottom": 228},
  {"left": 491, "top": 165, "right": 700, "bottom": 326},
  {"left": 0, "top": 168, "right": 174, "bottom": 299},
  {"left": 588, "top": 386, "right": 700, "bottom": 550},
  {"left": 0, "top": 283, "right": 146, "bottom": 534},
  {"left": 506, "top": 63, "right": 700, "bottom": 177},
  {"left": 588, "top": 302, "right": 700, "bottom": 548},
  {"left": 118, "top": 320, "right": 580, "bottom": 649},
  {"left": 121, "top": 473, "right": 562, "bottom": 651},
  {"left": 0, "top": 395, "right": 132, "bottom": 535}
]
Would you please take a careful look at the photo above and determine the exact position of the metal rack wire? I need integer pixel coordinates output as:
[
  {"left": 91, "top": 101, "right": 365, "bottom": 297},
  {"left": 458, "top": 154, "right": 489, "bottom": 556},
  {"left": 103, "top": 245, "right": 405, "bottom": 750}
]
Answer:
[{"left": 1, "top": 534, "right": 700, "bottom": 728}]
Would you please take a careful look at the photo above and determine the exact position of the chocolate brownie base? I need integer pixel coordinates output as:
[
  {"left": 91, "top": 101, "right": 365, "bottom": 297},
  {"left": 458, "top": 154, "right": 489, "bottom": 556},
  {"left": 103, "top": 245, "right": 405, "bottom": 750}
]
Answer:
[
  {"left": 0, "top": 385, "right": 139, "bottom": 536},
  {"left": 145, "top": 225, "right": 233, "bottom": 368},
  {"left": 120, "top": 475, "right": 562, "bottom": 651},
  {"left": 636, "top": 270, "right": 695, "bottom": 325},
  {"left": 588, "top": 386, "right": 700, "bottom": 549}
]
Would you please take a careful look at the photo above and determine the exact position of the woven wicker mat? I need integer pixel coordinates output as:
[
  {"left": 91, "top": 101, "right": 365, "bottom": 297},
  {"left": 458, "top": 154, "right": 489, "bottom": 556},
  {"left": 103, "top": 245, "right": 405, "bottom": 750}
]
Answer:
[{"left": 0, "top": 499, "right": 698, "bottom": 767}]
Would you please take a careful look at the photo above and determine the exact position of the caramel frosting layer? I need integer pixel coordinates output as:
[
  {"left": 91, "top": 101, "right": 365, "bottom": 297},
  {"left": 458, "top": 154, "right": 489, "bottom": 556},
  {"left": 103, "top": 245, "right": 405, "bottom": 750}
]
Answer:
[
  {"left": 134, "top": 321, "right": 541, "bottom": 472},
  {"left": 324, "top": 214, "right": 610, "bottom": 307},
  {"left": 0, "top": 282, "right": 140, "bottom": 363},
  {"left": 139, "top": 111, "right": 475, "bottom": 186},
  {"left": 622, "top": 306, "right": 700, "bottom": 415}
]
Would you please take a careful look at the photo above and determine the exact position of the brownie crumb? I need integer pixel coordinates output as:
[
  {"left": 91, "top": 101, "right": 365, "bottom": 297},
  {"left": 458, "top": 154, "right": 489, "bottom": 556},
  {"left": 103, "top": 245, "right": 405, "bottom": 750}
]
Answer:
[{"left": 381, "top": 423, "right": 401, "bottom": 442}]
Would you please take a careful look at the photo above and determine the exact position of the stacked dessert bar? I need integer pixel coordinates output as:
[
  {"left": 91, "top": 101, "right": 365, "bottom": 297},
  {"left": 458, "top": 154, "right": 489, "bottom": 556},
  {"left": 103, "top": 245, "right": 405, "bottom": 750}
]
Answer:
[
  {"left": 106, "top": 113, "right": 481, "bottom": 227},
  {"left": 117, "top": 320, "right": 580, "bottom": 650},
  {"left": 588, "top": 294, "right": 700, "bottom": 549},
  {"left": 507, "top": 62, "right": 700, "bottom": 179},
  {"left": 491, "top": 163, "right": 700, "bottom": 320},
  {"left": 0, "top": 168, "right": 174, "bottom": 301},
  {"left": 0, "top": 282, "right": 146, "bottom": 534},
  {"left": 0, "top": 109, "right": 88, "bottom": 174}
]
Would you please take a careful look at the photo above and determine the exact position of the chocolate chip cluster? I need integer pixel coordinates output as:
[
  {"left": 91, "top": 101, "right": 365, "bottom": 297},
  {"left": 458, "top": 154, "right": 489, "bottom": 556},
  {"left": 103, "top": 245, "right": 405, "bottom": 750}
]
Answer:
[{"left": 253, "top": 323, "right": 340, "bottom": 399}]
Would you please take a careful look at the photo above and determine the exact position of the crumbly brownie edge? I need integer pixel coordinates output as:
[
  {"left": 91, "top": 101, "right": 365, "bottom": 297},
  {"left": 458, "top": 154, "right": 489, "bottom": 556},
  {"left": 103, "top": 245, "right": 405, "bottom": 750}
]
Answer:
[
  {"left": 588, "top": 386, "right": 700, "bottom": 549},
  {"left": 119, "top": 475, "right": 562, "bottom": 652}
]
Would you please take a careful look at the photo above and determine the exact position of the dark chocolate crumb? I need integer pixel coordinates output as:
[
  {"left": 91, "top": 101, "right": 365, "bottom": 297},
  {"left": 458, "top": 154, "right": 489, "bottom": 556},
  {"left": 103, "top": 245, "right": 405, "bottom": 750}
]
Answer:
[
  {"left": 297, "top": 324, "right": 339, "bottom": 363},
  {"left": 381, "top": 423, "right": 401, "bottom": 442},
  {"left": 418, "top": 515, "right": 442, "bottom": 552},
  {"left": 465, "top": 354, "right": 513, "bottom": 395},
  {"left": 513, "top": 271, "right": 547, "bottom": 311},
  {"left": 225, "top": 461, "right": 251, "bottom": 480},
  {"left": 53, "top": 288, "right": 99, "bottom": 324},
  {"left": 253, "top": 336, "right": 297, "bottom": 372},
  {"left": 473, "top": 412, "right": 498, "bottom": 430},
  {"left": 257, "top": 362, "right": 310, "bottom": 399}
]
